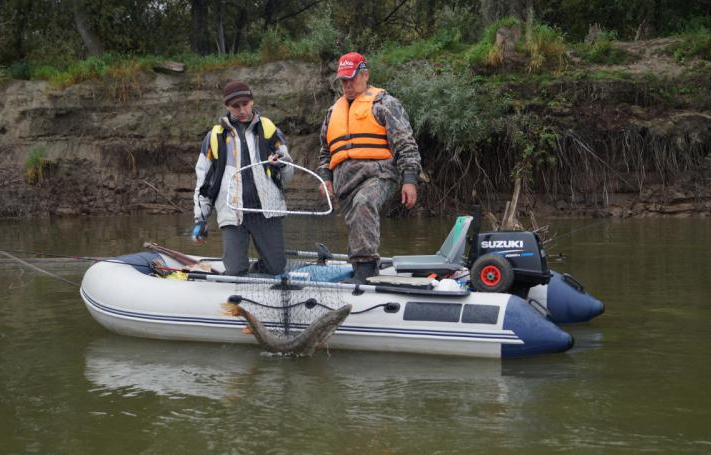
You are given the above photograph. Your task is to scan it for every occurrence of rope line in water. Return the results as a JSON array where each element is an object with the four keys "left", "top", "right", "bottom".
[{"left": 0, "top": 250, "right": 80, "bottom": 287}]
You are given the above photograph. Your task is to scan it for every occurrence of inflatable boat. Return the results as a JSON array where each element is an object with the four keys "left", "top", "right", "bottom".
[
  {"left": 79, "top": 212, "right": 604, "bottom": 359},
  {"left": 80, "top": 249, "right": 578, "bottom": 359}
]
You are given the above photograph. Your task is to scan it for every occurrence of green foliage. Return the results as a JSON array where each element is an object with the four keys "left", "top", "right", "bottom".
[
  {"left": 386, "top": 63, "right": 508, "bottom": 154},
  {"left": 376, "top": 30, "right": 460, "bottom": 66},
  {"left": 464, "top": 17, "right": 567, "bottom": 73},
  {"left": 259, "top": 28, "right": 291, "bottom": 63},
  {"left": 7, "top": 61, "right": 32, "bottom": 80},
  {"left": 34, "top": 54, "right": 154, "bottom": 87},
  {"left": 287, "top": 7, "right": 348, "bottom": 62},
  {"left": 535, "top": 0, "right": 711, "bottom": 40},
  {"left": 24, "top": 146, "right": 47, "bottom": 185},
  {"left": 432, "top": 5, "right": 479, "bottom": 43},
  {"left": 669, "top": 25, "right": 711, "bottom": 63},
  {"left": 465, "top": 17, "right": 521, "bottom": 66},
  {"left": 575, "top": 30, "right": 634, "bottom": 65},
  {"left": 512, "top": 127, "right": 559, "bottom": 181},
  {"left": 525, "top": 24, "right": 567, "bottom": 73}
]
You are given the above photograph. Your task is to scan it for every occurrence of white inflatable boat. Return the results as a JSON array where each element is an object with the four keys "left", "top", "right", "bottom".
[{"left": 80, "top": 251, "right": 574, "bottom": 359}]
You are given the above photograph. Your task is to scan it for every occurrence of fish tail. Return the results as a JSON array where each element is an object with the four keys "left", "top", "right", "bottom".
[{"left": 221, "top": 302, "right": 243, "bottom": 317}]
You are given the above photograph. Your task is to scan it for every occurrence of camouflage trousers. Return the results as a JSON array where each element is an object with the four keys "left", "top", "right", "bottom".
[{"left": 338, "top": 176, "right": 397, "bottom": 262}]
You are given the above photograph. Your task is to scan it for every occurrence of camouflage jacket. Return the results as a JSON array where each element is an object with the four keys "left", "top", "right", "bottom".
[{"left": 317, "top": 88, "right": 422, "bottom": 185}]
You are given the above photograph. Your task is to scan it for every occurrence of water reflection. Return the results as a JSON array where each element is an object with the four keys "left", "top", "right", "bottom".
[
  {"left": 85, "top": 336, "right": 579, "bottom": 453},
  {"left": 84, "top": 336, "right": 512, "bottom": 402}
]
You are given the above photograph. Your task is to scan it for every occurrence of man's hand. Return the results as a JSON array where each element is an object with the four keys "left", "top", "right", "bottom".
[
  {"left": 319, "top": 180, "right": 334, "bottom": 198},
  {"left": 191, "top": 221, "right": 208, "bottom": 245},
  {"left": 268, "top": 153, "right": 282, "bottom": 166},
  {"left": 401, "top": 183, "right": 417, "bottom": 209}
]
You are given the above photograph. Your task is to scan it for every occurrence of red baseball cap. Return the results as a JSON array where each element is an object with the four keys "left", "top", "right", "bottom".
[{"left": 336, "top": 52, "right": 367, "bottom": 80}]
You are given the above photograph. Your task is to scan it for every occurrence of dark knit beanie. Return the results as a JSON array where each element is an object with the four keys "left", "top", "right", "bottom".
[{"left": 222, "top": 80, "right": 253, "bottom": 104}]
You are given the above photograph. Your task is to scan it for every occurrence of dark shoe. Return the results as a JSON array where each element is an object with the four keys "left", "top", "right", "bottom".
[{"left": 343, "top": 261, "right": 379, "bottom": 284}]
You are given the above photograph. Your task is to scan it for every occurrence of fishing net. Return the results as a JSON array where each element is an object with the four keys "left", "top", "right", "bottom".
[{"left": 222, "top": 159, "right": 351, "bottom": 345}]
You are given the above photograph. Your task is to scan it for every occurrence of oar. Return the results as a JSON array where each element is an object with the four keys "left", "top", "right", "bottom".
[
  {"left": 187, "top": 273, "right": 469, "bottom": 297},
  {"left": 143, "top": 242, "right": 219, "bottom": 274}
]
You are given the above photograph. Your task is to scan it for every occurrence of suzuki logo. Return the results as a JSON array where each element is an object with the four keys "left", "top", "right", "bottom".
[{"left": 480, "top": 240, "right": 524, "bottom": 249}]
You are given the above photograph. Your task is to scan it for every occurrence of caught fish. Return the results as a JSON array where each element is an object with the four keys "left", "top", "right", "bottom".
[{"left": 222, "top": 303, "right": 352, "bottom": 356}]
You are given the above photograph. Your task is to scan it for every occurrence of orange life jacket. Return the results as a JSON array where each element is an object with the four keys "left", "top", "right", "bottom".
[{"left": 326, "top": 87, "right": 393, "bottom": 170}]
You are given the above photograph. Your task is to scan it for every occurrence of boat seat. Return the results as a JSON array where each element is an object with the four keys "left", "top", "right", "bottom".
[{"left": 392, "top": 216, "right": 472, "bottom": 276}]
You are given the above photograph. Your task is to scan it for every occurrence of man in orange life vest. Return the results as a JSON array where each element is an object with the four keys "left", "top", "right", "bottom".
[{"left": 318, "top": 52, "right": 422, "bottom": 284}]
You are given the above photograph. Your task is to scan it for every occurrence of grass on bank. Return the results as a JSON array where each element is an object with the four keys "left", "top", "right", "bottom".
[
  {"left": 668, "top": 25, "right": 711, "bottom": 63},
  {"left": 572, "top": 30, "right": 636, "bottom": 65},
  {"left": 24, "top": 146, "right": 47, "bottom": 185}
]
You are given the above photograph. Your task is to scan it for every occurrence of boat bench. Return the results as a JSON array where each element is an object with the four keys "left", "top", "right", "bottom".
[{"left": 391, "top": 215, "right": 472, "bottom": 276}]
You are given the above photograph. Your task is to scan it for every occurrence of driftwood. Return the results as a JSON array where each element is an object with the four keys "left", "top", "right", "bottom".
[
  {"left": 140, "top": 180, "right": 185, "bottom": 213},
  {"left": 500, "top": 177, "right": 523, "bottom": 231},
  {"left": 485, "top": 177, "right": 550, "bottom": 241},
  {"left": 153, "top": 61, "right": 186, "bottom": 74}
]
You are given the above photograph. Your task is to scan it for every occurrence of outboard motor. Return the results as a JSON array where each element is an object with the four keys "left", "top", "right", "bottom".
[{"left": 466, "top": 207, "right": 551, "bottom": 297}]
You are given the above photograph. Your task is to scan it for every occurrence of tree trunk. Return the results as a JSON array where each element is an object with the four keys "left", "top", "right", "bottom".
[
  {"left": 230, "top": 3, "right": 248, "bottom": 53},
  {"left": 71, "top": 0, "right": 104, "bottom": 56},
  {"left": 215, "top": 0, "right": 226, "bottom": 54},
  {"left": 263, "top": 0, "right": 276, "bottom": 27},
  {"left": 9, "top": 1, "right": 29, "bottom": 61},
  {"left": 479, "top": 0, "right": 529, "bottom": 25},
  {"left": 190, "top": 0, "right": 210, "bottom": 55},
  {"left": 425, "top": 0, "right": 436, "bottom": 35}
]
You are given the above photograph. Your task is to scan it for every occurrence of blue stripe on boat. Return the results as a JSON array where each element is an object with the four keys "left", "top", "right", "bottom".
[{"left": 81, "top": 288, "right": 522, "bottom": 343}]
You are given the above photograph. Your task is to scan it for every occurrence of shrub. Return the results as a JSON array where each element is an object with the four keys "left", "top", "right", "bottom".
[
  {"left": 24, "top": 146, "right": 47, "bottom": 185},
  {"left": 259, "top": 28, "right": 290, "bottom": 63},
  {"left": 288, "top": 7, "right": 347, "bottom": 62},
  {"left": 387, "top": 62, "right": 508, "bottom": 154},
  {"left": 376, "top": 30, "right": 459, "bottom": 66},
  {"left": 465, "top": 16, "right": 521, "bottom": 67},
  {"left": 669, "top": 25, "right": 711, "bottom": 62},
  {"left": 577, "top": 30, "right": 634, "bottom": 65},
  {"left": 525, "top": 24, "right": 567, "bottom": 73},
  {"left": 7, "top": 61, "right": 31, "bottom": 80}
]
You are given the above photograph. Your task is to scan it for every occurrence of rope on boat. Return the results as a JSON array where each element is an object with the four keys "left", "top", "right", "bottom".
[{"left": 228, "top": 294, "right": 396, "bottom": 315}]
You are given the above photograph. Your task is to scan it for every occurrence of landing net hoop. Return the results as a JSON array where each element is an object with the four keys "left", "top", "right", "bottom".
[{"left": 226, "top": 159, "right": 333, "bottom": 216}]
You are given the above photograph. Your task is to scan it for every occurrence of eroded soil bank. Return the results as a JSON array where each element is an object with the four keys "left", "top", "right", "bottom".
[{"left": 1, "top": 50, "right": 710, "bottom": 219}]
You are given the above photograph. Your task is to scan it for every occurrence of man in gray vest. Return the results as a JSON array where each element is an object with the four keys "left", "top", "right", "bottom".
[{"left": 192, "top": 80, "right": 294, "bottom": 275}]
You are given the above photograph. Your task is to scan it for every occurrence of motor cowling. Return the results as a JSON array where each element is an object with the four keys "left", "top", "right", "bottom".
[{"left": 475, "top": 231, "right": 551, "bottom": 287}]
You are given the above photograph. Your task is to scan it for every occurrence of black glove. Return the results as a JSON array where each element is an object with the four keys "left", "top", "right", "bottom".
[{"left": 191, "top": 221, "right": 208, "bottom": 242}]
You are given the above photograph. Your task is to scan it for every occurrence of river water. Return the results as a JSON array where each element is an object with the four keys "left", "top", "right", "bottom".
[{"left": 1, "top": 215, "right": 710, "bottom": 454}]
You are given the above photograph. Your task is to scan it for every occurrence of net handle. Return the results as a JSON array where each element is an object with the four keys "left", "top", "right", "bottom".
[{"left": 226, "top": 159, "right": 333, "bottom": 216}]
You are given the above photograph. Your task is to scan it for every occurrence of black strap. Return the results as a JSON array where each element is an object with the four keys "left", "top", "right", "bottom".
[
  {"left": 328, "top": 133, "right": 388, "bottom": 148},
  {"left": 330, "top": 142, "right": 391, "bottom": 155},
  {"left": 198, "top": 129, "right": 228, "bottom": 205},
  {"left": 255, "top": 120, "right": 283, "bottom": 190}
]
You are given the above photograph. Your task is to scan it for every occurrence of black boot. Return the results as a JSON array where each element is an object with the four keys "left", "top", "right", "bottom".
[{"left": 344, "top": 261, "right": 379, "bottom": 284}]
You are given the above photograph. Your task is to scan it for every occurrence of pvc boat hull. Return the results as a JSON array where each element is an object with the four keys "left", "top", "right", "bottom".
[{"left": 80, "top": 254, "right": 574, "bottom": 359}]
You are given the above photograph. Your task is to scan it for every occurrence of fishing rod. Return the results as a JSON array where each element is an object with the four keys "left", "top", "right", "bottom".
[
  {"left": 542, "top": 218, "right": 610, "bottom": 249},
  {"left": 0, "top": 248, "right": 190, "bottom": 287},
  {"left": 188, "top": 272, "right": 469, "bottom": 297}
]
